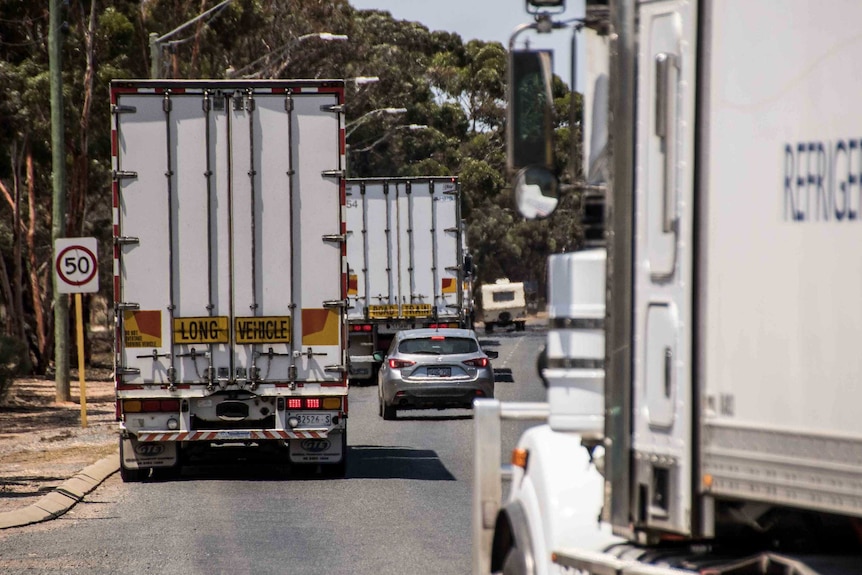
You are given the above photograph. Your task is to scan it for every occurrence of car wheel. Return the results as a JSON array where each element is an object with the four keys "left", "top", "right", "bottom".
[{"left": 382, "top": 402, "right": 397, "bottom": 420}]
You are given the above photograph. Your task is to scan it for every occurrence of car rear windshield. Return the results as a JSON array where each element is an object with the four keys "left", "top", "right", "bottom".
[{"left": 398, "top": 337, "right": 479, "bottom": 355}]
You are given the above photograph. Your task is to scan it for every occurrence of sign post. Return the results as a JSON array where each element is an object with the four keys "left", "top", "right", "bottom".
[{"left": 54, "top": 237, "right": 99, "bottom": 428}]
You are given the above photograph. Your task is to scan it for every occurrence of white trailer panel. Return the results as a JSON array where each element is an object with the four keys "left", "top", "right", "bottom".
[
  {"left": 698, "top": 0, "right": 862, "bottom": 515},
  {"left": 114, "top": 82, "right": 345, "bottom": 387},
  {"left": 346, "top": 177, "right": 464, "bottom": 322}
]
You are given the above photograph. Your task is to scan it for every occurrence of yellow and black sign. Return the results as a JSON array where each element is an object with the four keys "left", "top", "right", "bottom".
[
  {"left": 402, "top": 304, "right": 432, "bottom": 318},
  {"left": 124, "top": 310, "right": 162, "bottom": 348},
  {"left": 235, "top": 316, "right": 291, "bottom": 344},
  {"left": 173, "top": 316, "right": 229, "bottom": 344},
  {"left": 368, "top": 305, "right": 399, "bottom": 319}
]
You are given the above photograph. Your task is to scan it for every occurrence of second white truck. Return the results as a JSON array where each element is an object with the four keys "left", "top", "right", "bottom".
[{"left": 345, "top": 176, "right": 472, "bottom": 381}]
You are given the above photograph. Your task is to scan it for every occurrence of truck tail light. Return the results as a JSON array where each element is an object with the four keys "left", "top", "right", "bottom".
[
  {"left": 123, "top": 399, "right": 180, "bottom": 413},
  {"left": 284, "top": 397, "right": 342, "bottom": 410},
  {"left": 389, "top": 359, "right": 415, "bottom": 369},
  {"left": 351, "top": 324, "right": 372, "bottom": 332}
]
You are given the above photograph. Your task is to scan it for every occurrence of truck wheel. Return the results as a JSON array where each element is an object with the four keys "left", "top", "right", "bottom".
[
  {"left": 120, "top": 465, "right": 147, "bottom": 482},
  {"left": 382, "top": 402, "right": 397, "bottom": 420},
  {"left": 516, "top": 321, "right": 525, "bottom": 332},
  {"left": 119, "top": 437, "right": 147, "bottom": 482},
  {"left": 485, "top": 322, "right": 494, "bottom": 333},
  {"left": 325, "top": 432, "right": 348, "bottom": 478}
]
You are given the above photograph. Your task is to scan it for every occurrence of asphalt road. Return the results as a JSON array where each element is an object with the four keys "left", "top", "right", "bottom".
[{"left": 0, "top": 325, "right": 548, "bottom": 574}]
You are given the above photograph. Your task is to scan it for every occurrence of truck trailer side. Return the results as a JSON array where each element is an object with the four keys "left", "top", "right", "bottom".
[{"left": 474, "top": 1, "right": 862, "bottom": 573}]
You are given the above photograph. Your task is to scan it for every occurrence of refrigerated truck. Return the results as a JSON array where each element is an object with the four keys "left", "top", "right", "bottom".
[
  {"left": 112, "top": 79, "right": 348, "bottom": 480},
  {"left": 345, "top": 177, "right": 470, "bottom": 381},
  {"left": 473, "top": 0, "right": 862, "bottom": 573}
]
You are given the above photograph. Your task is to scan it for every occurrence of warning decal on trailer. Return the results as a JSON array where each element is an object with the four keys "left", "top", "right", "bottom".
[
  {"left": 402, "top": 304, "right": 432, "bottom": 318},
  {"left": 173, "top": 316, "right": 230, "bottom": 344},
  {"left": 235, "top": 316, "right": 291, "bottom": 344},
  {"left": 302, "top": 309, "right": 340, "bottom": 346},
  {"left": 124, "top": 310, "right": 163, "bottom": 348}
]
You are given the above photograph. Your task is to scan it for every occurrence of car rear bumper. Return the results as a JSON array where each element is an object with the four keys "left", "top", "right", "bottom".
[{"left": 385, "top": 380, "right": 494, "bottom": 409}]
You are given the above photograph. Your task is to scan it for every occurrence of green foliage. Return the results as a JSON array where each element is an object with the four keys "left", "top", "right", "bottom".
[
  {"left": 0, "top": 0, "right": 584, "bottom": 363},
  {"left": 0, "top": 334, "right": 29, "bottom": 404}
]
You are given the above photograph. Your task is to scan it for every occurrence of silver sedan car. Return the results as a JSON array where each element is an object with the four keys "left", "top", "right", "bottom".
[{"left": 375, "top": 328, "right": 497, "bottom": 420}]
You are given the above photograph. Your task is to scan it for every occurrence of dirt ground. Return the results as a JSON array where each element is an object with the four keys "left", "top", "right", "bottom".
[{"left": 0, "top": 367, "right": 118, "bottom": 516}]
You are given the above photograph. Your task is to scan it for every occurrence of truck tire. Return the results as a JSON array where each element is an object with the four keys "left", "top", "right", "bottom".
[
  {"left": 119, "top": 438, "right": 147, "bottom": 482},
  {"left": 325, "top": 432, "right": 348, "bottom": 478},
  {"left": 485, "top": 322, "right": 494, "bottom": 333}
]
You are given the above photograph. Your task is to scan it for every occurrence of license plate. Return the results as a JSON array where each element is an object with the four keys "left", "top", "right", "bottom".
[
  {"left": 426, "top": 367, "right": 451, "bottom": 377},
  {"left": 214, "top": 430, "right": 252, "bottom": 440},
  {"left": 295, "top": 413, "right": 332, "bottom": 427}
]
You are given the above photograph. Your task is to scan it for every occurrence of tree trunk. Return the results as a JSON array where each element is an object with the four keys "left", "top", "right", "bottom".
[{"left": 26, "top": 147, "right": 48, "bottom": 372}]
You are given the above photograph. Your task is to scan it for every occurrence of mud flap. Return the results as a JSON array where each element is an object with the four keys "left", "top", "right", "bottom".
[
  {"left": 288, "top": 431, "right": 344, "bottom": 464},
  {"left": 121, "top": 436, "right": 178, "bottom": 469}
]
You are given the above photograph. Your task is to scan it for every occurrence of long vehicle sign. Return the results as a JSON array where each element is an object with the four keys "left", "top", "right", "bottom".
[
  {"left": 173, "top": 317, "right": 230, "bottom": 344},
  {"left": 235, "top": 316, "right": 291, "bottom": 344}
]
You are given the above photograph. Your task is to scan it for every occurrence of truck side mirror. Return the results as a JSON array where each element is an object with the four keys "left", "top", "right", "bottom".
[
  {"left": 514, "top": 166, "right": 559, "bottom": 219},
  {"left": 508, "top": 49, "right": 555, "bottom": 174}
]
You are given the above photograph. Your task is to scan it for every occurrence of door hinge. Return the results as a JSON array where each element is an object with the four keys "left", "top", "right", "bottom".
[
  {"left": 112, "top": 105, "right": 137, "bottom": 114},
  {"left": 322, "top": 234, "right": 346, "bottom": 244},
  {"left": 321, "top": 104, "right": 344, "bottom": 114},
  {"left": 323, "top": 300, "right": 347, "bottom": 309},
  {"left": 116, "top": 302, "right": 140, "bottom": 311},
  {"left": 114, "top": 236, "right": 140, "bottom": 246},
  {"left": 321, "top": 169, "right": 344, "bottom": 179},
  {"left": 113, "top": 170, "right": 138, "bottom": 180},
  {"left": 324, "top": 365, "right": 347, "bottom": 373},
  {"left": 117, "top": 367, "right": 141, "bottom": 376}
]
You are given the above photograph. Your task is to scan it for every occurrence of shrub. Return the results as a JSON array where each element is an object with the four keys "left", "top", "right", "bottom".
[{"left": 0, "top": 335, "right": 29, "bottom": 405}]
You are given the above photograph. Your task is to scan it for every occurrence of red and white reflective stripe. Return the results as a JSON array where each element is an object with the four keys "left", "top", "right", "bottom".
[{"left": 135, "top": 429, "right": 328, "bottom": 442}]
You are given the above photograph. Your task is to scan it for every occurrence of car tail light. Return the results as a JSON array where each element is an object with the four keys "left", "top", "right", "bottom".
[
  {"left": 463, "top": 357, "right": 489, "bottom": 368},
  {"left": 389, "top": 358, "right": 415, "bottom": 369}
]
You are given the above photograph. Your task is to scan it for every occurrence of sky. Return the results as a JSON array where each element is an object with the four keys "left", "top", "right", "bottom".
[{"left": 349, "top": 0, "right": 585, "bottom": 89}]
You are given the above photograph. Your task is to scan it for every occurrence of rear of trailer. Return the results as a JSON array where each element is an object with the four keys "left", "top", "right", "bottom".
[
  {"left": 344, "top": 177, "right": 467, "bottom": 381},
  {"left": 112, "top": 80, "right": 348, "bottom": 480}
]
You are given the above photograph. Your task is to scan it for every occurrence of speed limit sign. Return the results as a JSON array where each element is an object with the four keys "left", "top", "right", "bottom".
[{"left": 54, "top": 237, "right": 99, "bottom": 294}]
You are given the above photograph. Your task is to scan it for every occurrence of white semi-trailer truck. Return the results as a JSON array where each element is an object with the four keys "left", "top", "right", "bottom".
[
  {"left": 345, "top": 176, "right": 471, "bottom": 381},
  {"left": 112, "top": 79, "right": 348, "bottom": 480},
  {"left": 473, "top": 1, "right": 862, "bottom": 573}
]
